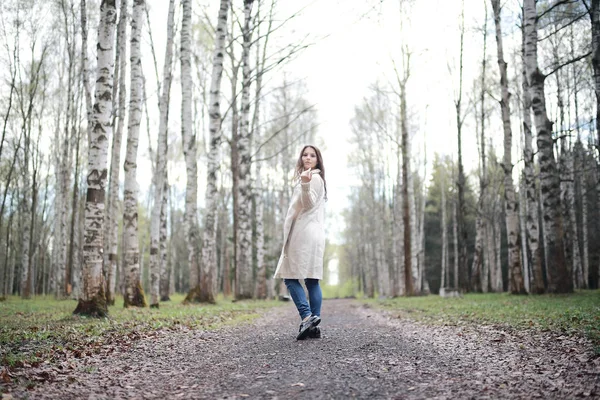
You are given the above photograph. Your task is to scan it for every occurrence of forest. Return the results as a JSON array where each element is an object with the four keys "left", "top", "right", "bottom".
[{"left": 0, "top": 0, "right": 598, "bottom": 318}]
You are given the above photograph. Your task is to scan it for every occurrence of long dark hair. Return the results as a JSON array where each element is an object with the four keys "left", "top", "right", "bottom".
[{"left": 294, "top": 145, "right": 327, "bottom": 200}]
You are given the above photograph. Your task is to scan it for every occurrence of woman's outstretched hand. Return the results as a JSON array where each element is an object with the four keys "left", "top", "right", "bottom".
[{"left": 300, "top": 167, "right": 312, "bottom": 183}]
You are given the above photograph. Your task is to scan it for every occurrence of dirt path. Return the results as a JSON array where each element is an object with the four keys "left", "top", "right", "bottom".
[{"left": 7, "top": 299, "right": 600, "bottom": 399}]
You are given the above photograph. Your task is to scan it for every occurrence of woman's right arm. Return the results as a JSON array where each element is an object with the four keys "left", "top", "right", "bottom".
[{"left": 300, "top": 175, "right": 324, "bottom": 210}]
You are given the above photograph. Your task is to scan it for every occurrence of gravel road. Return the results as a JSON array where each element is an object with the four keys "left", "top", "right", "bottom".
[{"left": 7, "top": 299, "right": 599, "bottom": 399}]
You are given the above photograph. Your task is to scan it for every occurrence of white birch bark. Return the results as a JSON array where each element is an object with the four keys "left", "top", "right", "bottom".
[
  {"left": 181, "top": 0, "right": 201, "bottom": 302},
  {"left": 253, "top": 0, "right": 269, "bottom": 300},
  {"left": 149, "top": 0, "right": 175, "bottom": 308},
  {"left": 491, "top": 0, "right": 525, "bottom": 294},
  {"left": 74, "top": 0, "right": 117, "bottom": 317},
  {"left": 59, "top": 49, "right": 74, "bottom": 300},
  {"left": 159, "top": 180, "right": 170, "bottom": 300},
  {"left": 519, "top": 177, "right": 530, "bottom": 292},
  {"left": 200, "top": 0, "right": 230, "bottom": 303},
  {"left": 254, "top": 162, "right": 267, "bottom": 299},
  {"left": 523, "top": 0, "right": 571, "bottom": 293},
  {"left": 81, "top": 0, "right": 93, "bottom": 146},
  {"left": 561, "top": 145, "right": 582, "bottom": 288},
  {"left": 122, "top": 0, "right": 146, "bottom": 308},
  {"left": 105, "top": 0, "right": 127, "bottom": 306},
  {"left": 555, "top": 63, "right": 581, "bottom": 290},
  {"left": 520, "top": 27, "right": 544, "bottom": 294},
  {"left": 235, "top": 0, "right": 255, "bottom": 300}
]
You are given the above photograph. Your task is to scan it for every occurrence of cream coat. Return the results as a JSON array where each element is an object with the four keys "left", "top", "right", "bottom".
[{"left": 273, "top": 170, "right": 326, "bottom": 280}]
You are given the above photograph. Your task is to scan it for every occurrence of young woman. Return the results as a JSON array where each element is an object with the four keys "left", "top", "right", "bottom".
[{"left": 273, "top": 145, "right": 327, "bottom": 340}]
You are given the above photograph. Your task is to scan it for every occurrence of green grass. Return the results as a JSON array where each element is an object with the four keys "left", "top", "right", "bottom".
[
  {"left": 0, "top": 293, "right": 284, "bottom": 369},
  {"left": 367, "top": 290, "right": 600, "bottom": 352}
]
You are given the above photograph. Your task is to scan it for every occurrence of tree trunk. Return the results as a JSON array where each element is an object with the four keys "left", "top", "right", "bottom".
[
  {"left": 74, "top": 0, "right": 117, "bottom": 317},
  {"left": 200, "top": 0, "right": 230, "bottom": 303},
  {"left": 574, "top": 141, "right": 589, "bottom": 288},
  {"left": 440, "top": 167, "right": 448, "bottom": 291},
  {"left": 105, "top": 0, "right": 127, "bottom": 306},
  {"left": 523, "top": 0, "right": 571, "bottom": 293},
  {"left": 493, "top": 207, "right": 503, "bottom": 291},
  {"left": 419, "top": 142, "right": 429, "bottom": 294},
  {"left": 491, "top": 0, "right": 525, "bottom": 294},
  {"left": 159, "top": 181, "right": 170, "bottom": 301},
  {"left": 81, "top": 0, "right": 93, "bottom": 147},
  {"left": 452, "top": 198, "right": 459, "bottom": 290},
  {"left": 149, "top": 0, "right": 175, "bottom": 308},
  {"left": 590, "top": 0, "right": 600, "bottom": 290},
  {"left": 399, "top": 82, "right": 413, "bottom": 296},
  {"left": 519, "top": 177, "right": 530, "bottom": 292},
  {"left": 471, "top": 3, "right": 488, "bottom": 293},
  {"left": 252, "top": 0, "right": 269, "bottom": 300},
  {"left": 455, "top": 1, "right": 468, "bottom": 292},
  {"left": 235, "top": 0, "right": 256, "bottom": 300},
  {"left": 520, "top": 22, "right": 544, "bottom": 294},
  {"left": 122, "top": 0, "right": 146, "bottom": 308},
  {"left": 20, "top": 131, "right": 32, "bottom": 299},
  {"left": 181, "top": 0, "right": 201, "bottom": 303}
]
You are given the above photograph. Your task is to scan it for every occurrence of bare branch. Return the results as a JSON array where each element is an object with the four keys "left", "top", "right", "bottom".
[
  {"left": 251, "top": 104, "right": 316, "bottom": 159},
  {"left": 536, "top": 0, "right": 579, "bottom": 21},
  {"left": 254, "top": 123, "right": 319, "bottom": 163},
  {"left": 537, "top": 11, "right": 587, "bottom": 41},
  {"left": 544, "top": 50, "right": 592, "bottom": 77}
]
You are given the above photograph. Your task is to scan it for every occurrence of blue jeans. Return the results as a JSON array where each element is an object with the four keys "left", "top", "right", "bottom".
[{"left": 284, "top": 279, "right": 322, "bottom": 320}]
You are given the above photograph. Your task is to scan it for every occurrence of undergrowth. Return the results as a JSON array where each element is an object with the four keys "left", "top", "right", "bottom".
[
  {"left": 368, "top": 290, "right": 600, "bottom": 353},
  {"left": 0, "top": 293, "right": 284, "bottom": 369}
]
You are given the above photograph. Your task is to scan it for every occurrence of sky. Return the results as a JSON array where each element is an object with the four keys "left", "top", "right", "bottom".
[{"left": 140, "top": 0, "right": 516, "bottom": 245}]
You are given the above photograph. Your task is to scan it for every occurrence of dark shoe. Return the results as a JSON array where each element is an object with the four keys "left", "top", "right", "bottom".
[
  {"left": 307, "top": 326, "right": 321, "bottom": 339},
  {"left": 296, "top": 315, "right": 321, "bottom": 340}
]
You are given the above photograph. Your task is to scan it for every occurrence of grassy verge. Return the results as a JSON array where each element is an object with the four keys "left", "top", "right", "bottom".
[
  {"left": 366, "top": 290, "right": 600, "bottom": 352},
  {"left": 0, "top": 293, "right": 284, "bottom": 369}
]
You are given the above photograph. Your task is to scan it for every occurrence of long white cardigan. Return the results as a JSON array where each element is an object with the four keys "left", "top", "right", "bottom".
[{"left": 273, "top": 170, "right": 326, "bottom": 280}]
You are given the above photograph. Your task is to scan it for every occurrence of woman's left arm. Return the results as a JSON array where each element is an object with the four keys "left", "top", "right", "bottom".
[{"left": 300, "top": 175, "right": 324, "bottom": 210}]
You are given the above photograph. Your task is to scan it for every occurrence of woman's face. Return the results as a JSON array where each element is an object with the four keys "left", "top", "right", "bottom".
[{"left": 301, "top": 147, "right": 318, "bottom": 171}]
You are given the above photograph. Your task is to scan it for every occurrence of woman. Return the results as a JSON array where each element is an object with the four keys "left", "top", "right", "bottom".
[{"left": 274, "top": 145, "right": 327, "bottom": 340}]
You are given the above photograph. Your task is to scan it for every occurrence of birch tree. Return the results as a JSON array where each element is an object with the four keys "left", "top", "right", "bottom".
[
  {"left": 200, "top": 0, "right": 230, "bottom": 303},
  {"left": 585, "top": 0, "right": 600, "bottom": 289},
  {"left": 235, "top": 0, "right": 256, "bottom": 300},
  {"left": 181, "top": 0, "right": 201, "bottom": 303},
  {"left": 520, "top": 17, "right": 545, "bottom": 294},
  {"left": 491, "top": 0, "right": 525, "bottom": 294},
  {"left": 523, "top": 0, "right": 571, "bottom": 293},
  {"left": 149, "top": 0, "right": 175, "bottom": 308},
  {"left": 105, "top": 0, "right": 128, "bottom": 306},
  {"left": 74, "top": 0, "right": 117, "bottom": 317},
  {"left": 122, "top": 0, "right": 146, "bottom": 308}
]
